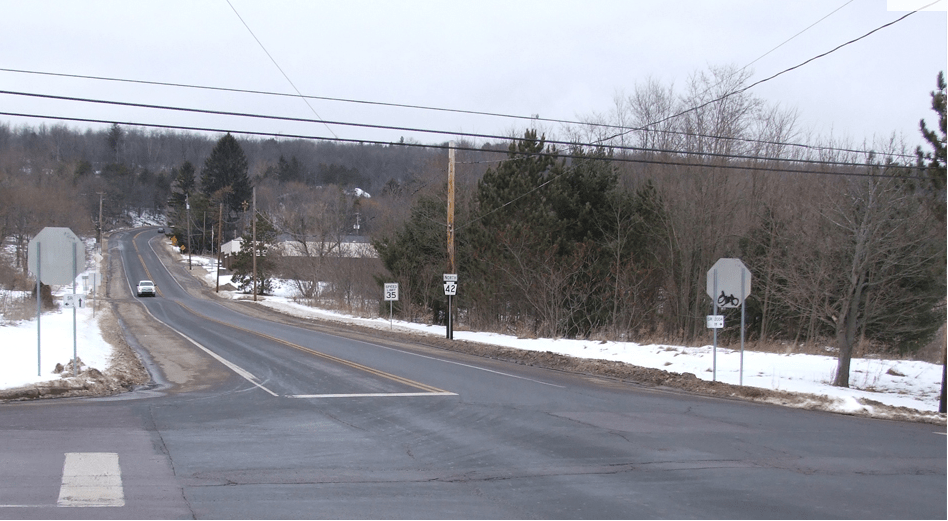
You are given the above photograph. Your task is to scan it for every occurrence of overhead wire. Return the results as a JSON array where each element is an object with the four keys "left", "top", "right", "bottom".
[
  {"left": 592, "top": 0, "right": 858, "bottom": 159},
  {"left": 225, "top": 0, "right": 339, "bottom": 140},
  {"left": 0, "top": 109, "right": 920, "bottom": 181},
  {"left": 0, "top": 1, "right": 933, "bottom": 229},
  {"left": 741, "top": 1, "right": 854, "bottom": 74},
  {"left": 0, "top": 88, "right": 906, "bottom": 171},
  {"left": 0, "top": 69, "right": 909, "bottom": 160},
  {"left": 598, "top": 2, "right": 935, "bottom": 145}
]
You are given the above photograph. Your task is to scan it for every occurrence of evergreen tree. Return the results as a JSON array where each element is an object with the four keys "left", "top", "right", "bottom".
[
  {"left": 467, "top": 130, "right": 565, "bottom": 335},
  {"left": 175, "top": 161, "right": 197, "bottom": 196},
  {"left": 201, "top": 134, "right": 252, "bottom": 218},
  {"left": 106, "top": 123, "right": 123, "bottom": 163},
  {"left": 373, "top": 195, "right": 448, "bottom": 322},
  {"left": 277, "top": 155, "right": 304, "bottom": 184},
  {"left": 916, "top": 71, "right": 946, "bottom": 221},
  {"left": 230, "top": 213, "right": 278, "bottom": 295}
]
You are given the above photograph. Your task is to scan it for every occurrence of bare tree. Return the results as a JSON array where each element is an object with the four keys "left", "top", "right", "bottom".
[
  {"left": 774, "top": 153, "right": 945, "bottom": 386},
  {"left": 824, "top": 164, "right": 944, "bottom": 386}
]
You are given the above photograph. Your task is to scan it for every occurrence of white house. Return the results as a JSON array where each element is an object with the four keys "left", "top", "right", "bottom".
[
  {"left": 222, "top": 236, "right": 377, "bottom": 259},
  {"left": 221, "top": 239, "right": 243, "bottom": 256},
  {"left": 272, "top": 235, "right": 377, "bottom": 259}
]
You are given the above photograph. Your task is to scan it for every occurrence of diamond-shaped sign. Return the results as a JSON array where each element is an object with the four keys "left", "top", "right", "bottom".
[{"left": 27, "top": 227, "right": 85, "bottom": 285}]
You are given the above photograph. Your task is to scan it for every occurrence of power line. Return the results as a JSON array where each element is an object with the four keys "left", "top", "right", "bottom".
[
  {"left": 0, "top": 109, "right": 920, "bottom": 181},
  {"left": 659, "top": 0, "right": 855, "bottom": 147},
  {"left": 0, "top": 67, "right": 909, "bottom": 160},
  {"left": 741, "top": 0, "right": 854, "bottom": 72},
  {"left": 0, "top": 88, "right": 903, "bottom": 171},
  {"left": 225, "top": 0, "right": 339, "bottom": 140},
  {"left": 599, "top": 3, "right": 932, "bottom": 145}
]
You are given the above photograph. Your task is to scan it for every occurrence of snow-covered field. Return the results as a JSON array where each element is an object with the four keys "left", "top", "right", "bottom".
[
  {"left": 0, "top": 278, "right": 111, "bottom": 389},
  {"left": 1, "top": 242, "right": 945, "bottom": 423}
]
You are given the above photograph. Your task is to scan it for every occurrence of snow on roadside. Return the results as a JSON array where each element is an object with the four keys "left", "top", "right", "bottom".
[
  {"left": 0, "top": 282, "right": 112, "bottom": 389},
  {"left": 178, "top": 252, "right": 945, "bottom": 416},
  {"left": 2, "top": 243, "right": 943, "bottom": 424}
]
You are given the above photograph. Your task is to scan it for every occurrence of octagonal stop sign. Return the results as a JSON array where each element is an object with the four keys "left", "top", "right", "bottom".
[
  {"left": 706, "top": 258, "right": 751, "bottom": 309},
  {"left": 27, "top": 227, "right": 85, "bottom": 285}
]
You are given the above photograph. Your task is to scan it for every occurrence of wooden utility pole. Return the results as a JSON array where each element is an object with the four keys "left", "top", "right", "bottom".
[
  {"left": 186, "top": 194, "right": 192, "bottom": 270},
  {"left": 446, "top": 141, "right": 456, "bottom": 340},
  {"left": 252, "top": 187, "right": 257, "bottom": 301},
  {"left": 97, "top": 192, "right": 104, "bottom": 252},
  {"left": 447, "top": 141, "right": 456, "bottom": 274},
  {"left": 216, "top": 203, "right": 223, "bottom": 293}
]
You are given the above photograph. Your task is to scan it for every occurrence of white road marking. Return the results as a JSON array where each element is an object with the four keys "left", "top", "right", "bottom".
[
  {"left": 289, "top": 392, "right": 457, "bottom": 398},
  {"left": 356, "top": 340, "right": 566, "bottom": 388},
  {"left": 136, "top": 299, "right": 279, "bottom": 397},
  {"left": 57, "top": 453, "right": 125, "bottom": 508}
]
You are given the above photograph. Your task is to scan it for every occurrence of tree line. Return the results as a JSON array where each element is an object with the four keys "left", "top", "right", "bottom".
[
  {"left": 1, "top": 67, "right": 944, "bottom": 390},
  {"left": 375, "top": 69, "right": 946, "bottom": 388}
]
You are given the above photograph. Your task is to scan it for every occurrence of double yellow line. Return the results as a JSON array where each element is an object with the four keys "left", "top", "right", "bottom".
[
  {"left": 132, "top": 228, "right": 446, "bottom": 395},
  {"left": 131, "top": 230, "right": 162, "bottom": 297},
  {"left": 176, "top": 301, "right": 447, "bottom": 394}
]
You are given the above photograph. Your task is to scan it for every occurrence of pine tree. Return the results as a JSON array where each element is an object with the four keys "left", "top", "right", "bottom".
[
  {"left": 916, "top": 71, "right": 946, "bottom": 221},
  {"left": 277, "top": 155, "right": 304, "bottom": 184},
  {"left": 176, "top": 161, "right": 197, "bottom": 196},
  {"left": 201, "top": 134, "right": 252, "bottom": 218},
  {"left": 230, "top": 213, "right": 278, "bottom": 295}
]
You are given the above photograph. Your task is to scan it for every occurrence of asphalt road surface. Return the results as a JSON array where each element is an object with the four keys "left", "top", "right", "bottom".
[{"left": 0, "top": 228, "right": 944, "bottom": 519}]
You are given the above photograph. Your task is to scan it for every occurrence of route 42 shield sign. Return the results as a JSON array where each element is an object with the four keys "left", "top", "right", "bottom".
[{"left": 443, "top": 281, "right": 457, "bottom": 296}]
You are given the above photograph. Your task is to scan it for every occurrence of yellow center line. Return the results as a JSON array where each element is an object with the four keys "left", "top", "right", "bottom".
[
  {"left": 132, "top": 229, "right": 447, "bottom": 395},
  {"left": 131, "top": 231, "right": 164, "bottom": 297},
  {"left": 175, "top": 300, "right": 448, "bottom": 394}
]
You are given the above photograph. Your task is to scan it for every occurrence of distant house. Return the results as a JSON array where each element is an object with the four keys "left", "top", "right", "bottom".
[
  {"left": 272, "top": 235, "right": 377, "bottom": 259},
  {"left": 221, "top": 236, "right": 377, "bottom": 260},
  {"left": 221, "top": 239, "right": 242, "bottom": 256}
]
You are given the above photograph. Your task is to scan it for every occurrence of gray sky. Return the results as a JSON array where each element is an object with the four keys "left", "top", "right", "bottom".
[{"left": 0, "top": 0, "right": 945, "bottom": 153}]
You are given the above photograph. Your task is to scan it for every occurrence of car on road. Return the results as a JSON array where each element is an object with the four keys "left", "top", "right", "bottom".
[
  {"left": 157, "top": 227, "right": 164, "bottom": 234},
  {"left": 136, "top": 280, "right": 156, "bottom": 297}
]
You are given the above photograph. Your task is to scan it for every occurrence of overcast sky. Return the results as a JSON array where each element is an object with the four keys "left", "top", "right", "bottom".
[{"left": 0, "top": 0, "right": 945, "bottom": 153}]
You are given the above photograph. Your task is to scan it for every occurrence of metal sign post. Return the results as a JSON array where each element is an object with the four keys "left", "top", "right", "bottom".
[
  {"left": 713, "top": 269, "right": 718, "bottom": 382},
  {"left": 706, "top": 258, "right": 752, "bottom": 385},
  {"left": 28, "top": 227, "right": 85, "bottom": 378},
  {"left": 36, "top": 242, "right": 41, "bottom": 376},
  {"left": 443, "top": 274, "right": 457, "bottom": 340},
  {"left": 740, "top": 268, "right": 746, "bottom": 386},
  {"left": 384, "top": 283, "right": 398, "bottom": 330},
  {"left": 72, "top": 242, "right": 77, "bottom": 377}
]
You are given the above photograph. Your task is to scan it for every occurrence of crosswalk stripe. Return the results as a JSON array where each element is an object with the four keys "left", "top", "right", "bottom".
[{"left": 57, "top": 453, "right": 125, "bottom": 507}]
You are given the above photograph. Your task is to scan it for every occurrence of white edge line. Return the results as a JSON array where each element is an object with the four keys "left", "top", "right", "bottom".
[
  {"left": 290, "top": 392, "right": 457, "bottom": 398},
  {"left": 136, "top": 300, "right": 279, "bottom": 397},
  {"left": 142, "top": 232, "right": 471, "bottom": 396},
  {"left": 353, "top": 340, "right": 566, "bottom": 388}
]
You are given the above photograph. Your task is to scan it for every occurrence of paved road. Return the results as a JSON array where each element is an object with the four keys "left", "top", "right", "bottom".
[{"left": 0, "top": 228, "right": 944, "bottom": 519}]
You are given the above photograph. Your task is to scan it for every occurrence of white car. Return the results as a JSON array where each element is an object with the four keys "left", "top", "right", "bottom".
[{"left": 136, "top": 280, "right": 156, "bottom": 297}]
